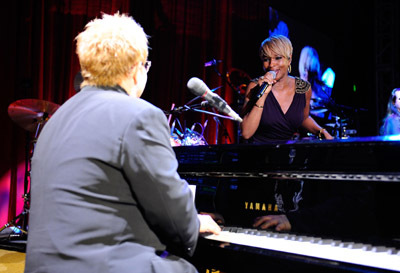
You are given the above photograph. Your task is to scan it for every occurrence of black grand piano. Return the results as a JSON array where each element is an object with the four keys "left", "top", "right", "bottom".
[{"left": 174, "top": 136, "right": 400, "bottom": 273}]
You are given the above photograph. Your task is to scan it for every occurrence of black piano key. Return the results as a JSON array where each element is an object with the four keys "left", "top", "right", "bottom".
[
  {"left": 309, "top": 237, "right": 322, "bottom": 243},
  {"left": 256, "top": 230, "right": 271, "bottom": 236},
  {"left": 297, "top": 236, "right": 313, "bottom": 242},
  {"left": 221, "top": 226, "right": 230, "bottom": 232},
  {"left": 362, "top": 244, "right": 373, "bottom": 251},
  {"left": 330, "top": 240, "right": 342, "bottom": 246},
  {"left": 371, "top": 246, "right": 390, "bottom": 252},
  {"left": 338, "top": 242, "right": 352, "bottom": 248},
  {"left": 387, "top": 248, "right": 400, "bottom": 255},
  {"left": 236, "top": 228, "right": 245, "bottom": 233},
  {"left": 347, "top": 243, "right": 364, "bottom": 249},
  {"left": 315, "top": 238, "right": 335, "bottom": 245}
]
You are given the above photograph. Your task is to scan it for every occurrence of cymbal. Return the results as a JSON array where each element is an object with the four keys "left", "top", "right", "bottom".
[
  {"left": 325, "top": 123, "right": 348, "bottom": 128},
  {"left": 227, "top": 68, "right": 251, "bottom": 95},
  {"left": 8, "top": 99, "right": 60, "bottom": 132},
  {"left": 310, "top": 97, "right": 325, "bottom": 102},
  {"left": 310, "top": 108, "right": 328, "bottom": 114}
]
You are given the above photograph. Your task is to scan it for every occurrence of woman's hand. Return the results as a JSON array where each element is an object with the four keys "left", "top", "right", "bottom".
[
  {"left": 257, "top": 71, "right": 277, "bottom": 88},
  {"left": 323, "top": 129, "right": 334, "bottom": 140}
]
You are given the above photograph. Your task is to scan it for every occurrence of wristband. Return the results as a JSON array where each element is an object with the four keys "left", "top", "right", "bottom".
[{"left": 318, "top": 128, "right": 326, "bottom": 139}]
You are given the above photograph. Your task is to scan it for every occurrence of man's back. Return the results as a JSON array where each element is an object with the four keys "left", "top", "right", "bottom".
[{"left": 25, "top": 86, "right": 199, "bottom": 273}]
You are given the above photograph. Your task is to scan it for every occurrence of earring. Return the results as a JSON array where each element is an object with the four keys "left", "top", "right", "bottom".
[{"left": 288, "top": 64, "right": 292, "bottom": 73}]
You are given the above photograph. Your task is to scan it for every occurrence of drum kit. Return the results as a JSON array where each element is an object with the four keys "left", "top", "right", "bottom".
[
  {"left": 309, "top": 97, "right": 359, "bottom": 139},
  {"left": 0, "top": 98, "right": 60, "bottom": 238},
  {"left": 8, "top": 99, "right": 60, "bottom": 134}
]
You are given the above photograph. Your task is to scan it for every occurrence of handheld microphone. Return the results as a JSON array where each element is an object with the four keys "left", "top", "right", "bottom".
[
  {"left": 256, "top": 71, "right": 276, "bottom": 99},
  {"left": 240, "top": 71, "right": 276, "bottom": 117},
  {"left": 187, "top": 77, "right": 243, "bottom": 122}
]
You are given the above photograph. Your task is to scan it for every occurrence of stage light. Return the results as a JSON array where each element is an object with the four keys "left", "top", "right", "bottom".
[
  {"left": 322, "top": 67, "right": 335, "bottom": 88},
  {"left": 384, "top": 134, "right": 400, "bottom": 141}
]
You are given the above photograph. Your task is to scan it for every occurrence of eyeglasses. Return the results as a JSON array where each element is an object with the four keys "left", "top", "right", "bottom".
[{"left": 142, "top": 61, "right": 151, "bottom": 73}]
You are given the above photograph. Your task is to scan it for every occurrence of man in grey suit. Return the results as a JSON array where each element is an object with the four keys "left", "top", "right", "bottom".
[{"left": 24, "top": 13, "right": 220, "bottom": 273}]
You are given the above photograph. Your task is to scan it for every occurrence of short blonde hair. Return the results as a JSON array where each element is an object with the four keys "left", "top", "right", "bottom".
[
  {"left": 259, "top": 35, "right": 292, "bottom": 61},
  {"left": 75, "top": 13, "right": 149, "bottom": 87}
]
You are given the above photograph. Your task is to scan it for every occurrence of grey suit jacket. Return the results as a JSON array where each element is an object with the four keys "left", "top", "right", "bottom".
[{"left": 25, "top": 86, "right": 199, "bottom": 273}]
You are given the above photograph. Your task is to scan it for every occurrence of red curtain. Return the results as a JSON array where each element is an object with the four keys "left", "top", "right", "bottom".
[{"left": 1, "top": 0, "right": 270, "bottom": 225}]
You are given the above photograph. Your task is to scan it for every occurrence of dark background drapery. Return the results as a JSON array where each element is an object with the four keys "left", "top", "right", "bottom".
[{"left": 1, "top": 0, "right": 399, "bottom": 226}]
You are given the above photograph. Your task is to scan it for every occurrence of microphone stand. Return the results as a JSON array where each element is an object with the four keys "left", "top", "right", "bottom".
[
  {"left": 164, "top": 104, "right": 238, "bottom": 121},
  {"left": 207, "top": 59, "right": 239, "bottom": 95},
  {"left": 213, "top": 115, "right": 232, "bottom": 144},
  {"left": 206, "top": 60, "right": 242, "bottom": 143},
  {"left": 164, "top": 103, "right": 236, "bottom": 146}
]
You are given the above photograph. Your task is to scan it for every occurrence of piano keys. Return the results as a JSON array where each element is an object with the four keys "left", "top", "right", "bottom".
[
  {"left": 174, "top": 136, "right": 400, "bottom": 272},
  {"left": 202, "top": 227, "right": 400, "bottom": 272}
]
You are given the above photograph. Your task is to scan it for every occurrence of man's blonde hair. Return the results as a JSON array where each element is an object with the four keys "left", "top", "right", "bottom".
[
  {"left": 75, "top": 13, "right": 149, "bottom": 87},
  {"left": 259, "top": 35, "right": 292, "bottom": 61}
]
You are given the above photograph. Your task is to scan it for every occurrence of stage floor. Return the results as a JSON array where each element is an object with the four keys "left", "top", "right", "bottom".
[
  {"left": 0, "top": 248, "right": 25, "bottom": 273},
  {"left": 0, "top": 229, "right": 26, "bottom": 273}
]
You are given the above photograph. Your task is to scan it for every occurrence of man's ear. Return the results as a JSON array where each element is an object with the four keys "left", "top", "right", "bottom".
[{"left": 130, "top": 64, "right": 142, "bottom": 85}]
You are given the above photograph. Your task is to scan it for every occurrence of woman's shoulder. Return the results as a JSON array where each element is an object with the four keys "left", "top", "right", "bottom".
[
  {"left": 386, "top": 113, "right": 400, "bottom": 122},
  {"left": 294, "top": 77, "right": 311, "bottom": 94}
]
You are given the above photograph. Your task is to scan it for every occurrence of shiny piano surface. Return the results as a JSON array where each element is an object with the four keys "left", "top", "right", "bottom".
[{"left": 174, "top": 136, "right": 400, "bottom": 272}]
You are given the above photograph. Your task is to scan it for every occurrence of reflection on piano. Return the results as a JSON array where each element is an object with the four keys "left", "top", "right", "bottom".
[{"left": 174, "top": 136, "right": 400, "bottom": 272}]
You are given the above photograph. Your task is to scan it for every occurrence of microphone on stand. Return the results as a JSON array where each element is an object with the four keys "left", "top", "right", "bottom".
[
  {"left": 204, "top": 59, "right": 222, "bottom": 67},
  {"left": 187, "top": 77, "right": 243, "bottom": 122}
]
